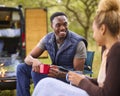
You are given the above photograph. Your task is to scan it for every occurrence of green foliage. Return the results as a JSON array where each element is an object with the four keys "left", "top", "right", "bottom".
[{"left": 0, "top": 90, "right": 16, "bottom": 96}]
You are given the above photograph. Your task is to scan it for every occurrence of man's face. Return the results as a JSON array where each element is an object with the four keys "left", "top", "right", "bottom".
[{"left": 51, "top": 15, "right": 68, "bottom": 39}]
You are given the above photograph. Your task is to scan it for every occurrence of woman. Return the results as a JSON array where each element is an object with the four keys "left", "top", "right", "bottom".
[{"left": 32, "top": 0, "right": 120, "bottom": 96}]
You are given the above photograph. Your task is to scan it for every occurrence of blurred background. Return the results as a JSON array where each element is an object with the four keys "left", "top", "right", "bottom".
[{"left": 0, "top": 0, "right": 101, "bottom": 96}]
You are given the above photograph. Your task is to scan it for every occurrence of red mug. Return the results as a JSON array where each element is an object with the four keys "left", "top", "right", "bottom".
[{"left": 39, "top": 64, "right": 50, "bottom": 74}]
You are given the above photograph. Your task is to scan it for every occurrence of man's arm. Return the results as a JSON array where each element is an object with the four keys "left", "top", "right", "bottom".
[
  {"left": 73, "top": 41, "right": 87, "bottom": 71},
  {"left": 24, "top": 46, "right": 44, "bottom": 73},
  {"left": 24, "top": 37, "right": 46, "bottom": 65},
  {"left": 24, "top": 46, "right": 44, "bottom": 65},
  {"left": 24, "top": 37, "right": 46, "bottom": 72},
  {"left": 73, "top": 58, "right": 85, "bottom": 71}
]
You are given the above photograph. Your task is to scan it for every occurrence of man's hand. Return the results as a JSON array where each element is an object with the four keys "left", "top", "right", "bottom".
[
  {"left": 48, "top": 65, "right": 67, "bottom": 79},
  {"left": 32, "top": 59, "right": 42, "bottom": 73},
  {"left": 24, "top": 55, "right": 42, "bottom": 73}
]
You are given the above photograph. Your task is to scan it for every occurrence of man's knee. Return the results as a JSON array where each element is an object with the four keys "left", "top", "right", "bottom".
[
  {"left": 17, "top": 63, "right": 31, "bottom": 74},
  {"left": 17, "top": 63, "right": 25, "bottom": 72}
]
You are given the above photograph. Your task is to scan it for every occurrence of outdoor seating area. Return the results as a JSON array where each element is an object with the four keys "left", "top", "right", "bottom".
[
  {"left": 0, "top": 0, "right": 107, "bottom": 95},
  {"left": 0, "top": 51, "right": 95, "bottom": 91}
]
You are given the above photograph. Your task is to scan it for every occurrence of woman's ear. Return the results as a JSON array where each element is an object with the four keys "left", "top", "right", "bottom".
[{"left": 100, "top": 24, "right": 106, "bottom": 35}]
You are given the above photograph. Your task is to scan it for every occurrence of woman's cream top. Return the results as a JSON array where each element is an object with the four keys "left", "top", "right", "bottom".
[{"left": 97, "top": 49, "right": 109, "bottom": 87}]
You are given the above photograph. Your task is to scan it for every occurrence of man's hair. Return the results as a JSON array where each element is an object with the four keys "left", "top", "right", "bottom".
[{"left": 50, "top": 12, "right": 67, "bottom": 23}]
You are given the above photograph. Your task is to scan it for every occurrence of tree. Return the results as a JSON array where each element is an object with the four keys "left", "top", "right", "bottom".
[
  {"left": 64, "top": 0, "right": 98, "bottom": 40},
  {"left": 37, "top": 0, "right": 99, "bottom": 40}
]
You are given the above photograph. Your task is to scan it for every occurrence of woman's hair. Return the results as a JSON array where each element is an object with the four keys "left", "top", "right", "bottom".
[{"left": 94, "top": 0, "right": 120, "bottom": 36}]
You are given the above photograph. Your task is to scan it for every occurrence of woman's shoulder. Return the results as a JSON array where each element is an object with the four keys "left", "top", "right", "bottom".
[
  {"left": 109, "top": 41, "right": 120, "bottom": 56},
  {"left": 111, "top": 41, "right": 120, "bottom": 49}
]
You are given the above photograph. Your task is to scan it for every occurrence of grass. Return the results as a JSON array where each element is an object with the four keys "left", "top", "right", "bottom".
[
  {"left": 0, "top": 90, "right": 15, "bottom": 96},
  {"left": 0, "top": 42, "right": 102, "bottom": 96}
]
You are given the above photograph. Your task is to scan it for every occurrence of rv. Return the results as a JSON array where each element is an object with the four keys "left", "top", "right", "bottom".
[
  {"left": 0, "top": 5, "right": 47, "bottom": 72},
  {"left": 0, "top": 5, "right": 47, "bottom": 90},
  {"left": 0, "top": 5, "right": 25, "bottom": 71}
]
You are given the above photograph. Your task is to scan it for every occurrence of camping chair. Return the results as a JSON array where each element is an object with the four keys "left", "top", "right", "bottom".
[{"left": 83, "top": 51, "right": 95, "bottom": 77}]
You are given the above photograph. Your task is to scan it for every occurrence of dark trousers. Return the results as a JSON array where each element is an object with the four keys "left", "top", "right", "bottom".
[
  {"left": 16, "top": 63, "right": 67, "bottom": 96},
  {"left": 16, "top": 63, "right": 47, "bottom": 96}
]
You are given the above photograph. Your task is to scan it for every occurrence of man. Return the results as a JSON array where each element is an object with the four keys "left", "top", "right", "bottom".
[{"left": 16, "top": 12, "right": 87, "bottom": 96}]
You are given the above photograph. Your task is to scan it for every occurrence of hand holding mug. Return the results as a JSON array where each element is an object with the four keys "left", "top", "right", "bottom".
[
  {"left": 48, "top": 65, "right": 59, "bottom": 78},
  {"left": 39, "top": 64, "right": 50, "bottom": 74}
]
